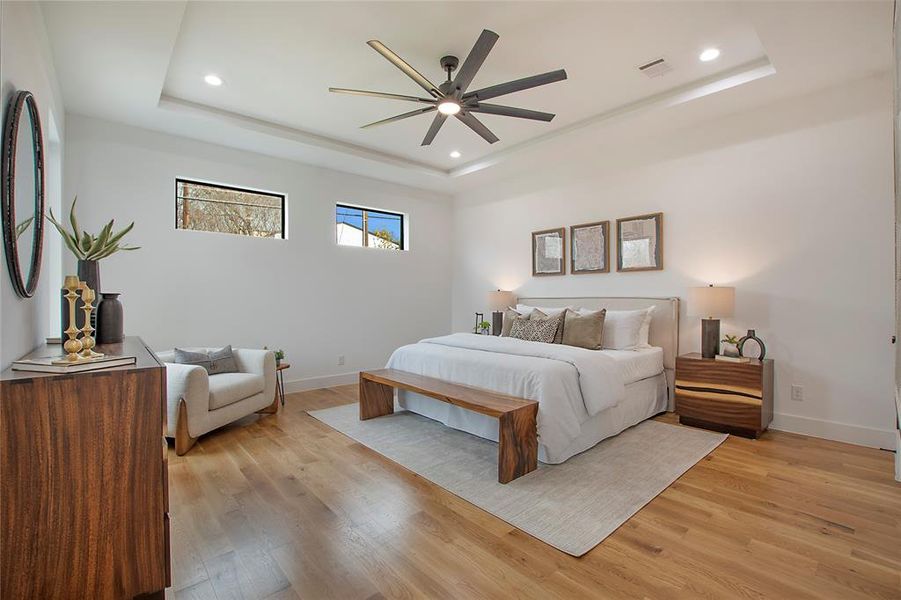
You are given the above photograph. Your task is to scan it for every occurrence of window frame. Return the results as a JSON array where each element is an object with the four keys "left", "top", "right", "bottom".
[
  {"left": 175, "top": 177, "right": 287, "bottom": 240},
  {"left": 335, "top": 202, "right": 406, "bottom": 251}
]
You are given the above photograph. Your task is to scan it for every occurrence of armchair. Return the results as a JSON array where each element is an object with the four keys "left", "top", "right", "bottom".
[{"left": 156, "top": 347, "right": 277, "bottom": 455}]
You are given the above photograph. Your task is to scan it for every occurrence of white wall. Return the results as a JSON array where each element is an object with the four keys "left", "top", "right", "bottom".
[
  {"left": 65, "top": 116, "right": 453, "bottom": 389},
  {"left": 0, "top": 3, "right": 66, "bottom": 369},
  {"left": 452, "top": 74, "right": 896, "bottom": 449}
]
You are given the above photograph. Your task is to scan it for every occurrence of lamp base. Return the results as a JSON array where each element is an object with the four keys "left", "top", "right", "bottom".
[
  {"left": 492, "top": 311, "right": 503, "bottom": 336},
  {"left": 701, "top": 319, "right": 720, "bottom": 359}
]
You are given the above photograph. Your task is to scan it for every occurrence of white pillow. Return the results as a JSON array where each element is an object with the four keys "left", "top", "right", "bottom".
[
  {"left": 583, "top": 307, "right": 649, "bottom": 350},
  {"left": 637, "top": 306, "right": 655, "bottom": 348},
  {"left": 516, "top": 304, "right": 571, "bottom": 317}
]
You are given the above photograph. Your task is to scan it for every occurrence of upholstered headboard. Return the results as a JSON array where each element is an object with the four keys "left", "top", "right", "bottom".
[{"left": 519, "top": 296, "right": 680, "bottom": 408}]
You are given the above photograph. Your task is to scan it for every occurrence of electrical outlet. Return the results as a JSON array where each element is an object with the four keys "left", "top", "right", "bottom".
[
  {"left": 337, "top": 355, "right": 345, "bottom": 366},
  {"left": 791, "top": 385, "right": 804, "bottom": 402}
]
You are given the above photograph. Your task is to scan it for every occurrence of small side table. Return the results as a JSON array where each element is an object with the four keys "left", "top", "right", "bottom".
[
  {"left": 675, "top": 353, "right": 774, "bottom": 438},
  {"left": 276, "top": 362, "right": 290, "bottom": 406}
]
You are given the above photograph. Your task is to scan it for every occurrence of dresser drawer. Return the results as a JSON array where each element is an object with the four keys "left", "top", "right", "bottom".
[{"left": 675, "top": 391, "right": 762, "bottom": 431}]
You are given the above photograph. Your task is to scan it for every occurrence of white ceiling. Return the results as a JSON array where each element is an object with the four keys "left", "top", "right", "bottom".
[{"left": 39, "top": 1, "right": 892, "bottom": 192}]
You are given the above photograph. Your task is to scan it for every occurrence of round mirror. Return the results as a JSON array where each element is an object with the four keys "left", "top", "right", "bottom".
[{"left": 2, "top": 90, "right": 45, "bottom": 298}]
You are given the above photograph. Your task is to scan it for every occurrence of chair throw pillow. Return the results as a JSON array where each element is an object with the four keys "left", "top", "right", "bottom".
[
  {"left": 174, "top": 348, "right": 213, "bottom": 374},
  {"left": 208, "top": 345, "right": 239, "bottom": 375}
]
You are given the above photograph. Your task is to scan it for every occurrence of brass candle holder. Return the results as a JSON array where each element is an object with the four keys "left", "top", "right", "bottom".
[
  {"left": 79, "top": 285, "right": 103, "bottom": 359},
  {"left": 59, "top": 275, "right": 86, "bottom": 363}
]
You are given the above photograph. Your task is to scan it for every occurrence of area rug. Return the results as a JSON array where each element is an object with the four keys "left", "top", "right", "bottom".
[{"left": 308, "top": 403, "right": 727, "bottom": 556}]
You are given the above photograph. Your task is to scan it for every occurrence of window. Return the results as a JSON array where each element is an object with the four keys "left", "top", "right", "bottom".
[
  {"left": 176, "top": 179, "right": 285, "bottom": 239},
  {"left": 336, "top": 203, "right": 405, "bottom": 250}
]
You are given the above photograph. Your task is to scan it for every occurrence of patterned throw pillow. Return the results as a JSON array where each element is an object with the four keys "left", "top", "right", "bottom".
[{"left": 509, "top": 314, "right": 562, "bottom": 343}]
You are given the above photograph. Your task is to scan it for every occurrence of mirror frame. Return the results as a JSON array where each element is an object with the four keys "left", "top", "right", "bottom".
[{"left": 1, "top": 90, "right": 45, "bottom": 298}]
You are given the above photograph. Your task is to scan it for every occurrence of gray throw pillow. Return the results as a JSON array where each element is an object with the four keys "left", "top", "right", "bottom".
[
  {"left": 510, "top": 314, "right": 562, "bottom": 343},
  {"left": 562, "top": 309, "right": 606, "bottom": 350},
  {"left": 208, "top": 345, "right": 239, "bottom": 375},
  {"left": 174, "top": 348, "right": 213, "bottom": 374}
]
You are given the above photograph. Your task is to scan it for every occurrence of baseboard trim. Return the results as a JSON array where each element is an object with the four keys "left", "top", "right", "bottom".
[
  {"left": 771, "top": 412, "right": 896, "bottom": 450},
  {"left": 284, "top": 372, "right": 358, "bottom": 393}
]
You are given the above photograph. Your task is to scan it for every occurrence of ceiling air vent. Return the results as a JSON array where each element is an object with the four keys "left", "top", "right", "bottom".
[{"left": 637, "top": 58, "right": 672, "bottom": 79}]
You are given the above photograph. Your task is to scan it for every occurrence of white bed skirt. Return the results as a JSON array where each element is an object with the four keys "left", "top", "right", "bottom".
[{"left": 398, "top": 372, "right": 668, "bottom": 464}]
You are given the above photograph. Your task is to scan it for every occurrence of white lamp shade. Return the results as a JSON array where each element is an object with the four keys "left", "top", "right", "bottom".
[
  {"left": 488, "top": 290, "right": 515, "bottom": 312},
  {"left": 688, "top": 286, "right": 735, "bottom": 318}
]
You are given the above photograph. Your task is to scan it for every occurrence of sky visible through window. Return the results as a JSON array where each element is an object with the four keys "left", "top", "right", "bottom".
[{"left": 336, "top": 206, "right": 402, "bottom": 245}]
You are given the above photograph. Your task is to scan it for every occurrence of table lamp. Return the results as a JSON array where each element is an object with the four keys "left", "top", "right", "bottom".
[
  {"left": 688, "top": 285, "right": 735, "bottom": 358},
  {"left": 488, "top": 290, "right": 515, "bottom": 336}
]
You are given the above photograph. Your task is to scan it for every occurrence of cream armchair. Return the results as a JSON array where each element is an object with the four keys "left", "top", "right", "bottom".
[{"left": 156, "top": 348, "right": 277, "bottom": 455}]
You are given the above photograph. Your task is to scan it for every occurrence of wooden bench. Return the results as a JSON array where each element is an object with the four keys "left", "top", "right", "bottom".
[{"left": 359, "top": 369, "right": 539, "bottom": 484}]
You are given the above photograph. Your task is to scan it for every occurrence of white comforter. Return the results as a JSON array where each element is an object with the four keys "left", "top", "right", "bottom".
[{"left": 386, "top": 333, "right": 626, "bottom": 453}]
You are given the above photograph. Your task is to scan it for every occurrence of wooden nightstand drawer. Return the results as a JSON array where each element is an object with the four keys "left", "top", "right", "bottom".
[{"left": 675, "top": 352, "right": 774, "bottom": 438}]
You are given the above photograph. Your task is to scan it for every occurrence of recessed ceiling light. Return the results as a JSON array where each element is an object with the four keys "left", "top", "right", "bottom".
[
  {"left": 204, "top": 74, "right": 223, "bottom": 86},
  {"left": 449, "top": 150, "right": 461, "bottom": 158},
  {"left": 437, "top": 100, "right": 461, "bottom": 115},
  {"left": 699, "top": 48, "right": 720, "bottom": 62}
]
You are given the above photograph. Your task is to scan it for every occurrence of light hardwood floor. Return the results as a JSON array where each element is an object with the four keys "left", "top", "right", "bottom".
[{"left": 168, "top": 385, "right": 901, "bottom": 599}]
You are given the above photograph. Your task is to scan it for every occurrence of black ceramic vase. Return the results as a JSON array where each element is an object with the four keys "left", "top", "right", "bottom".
[
  {"left": 737, "top": 329, "right": 766, "bottom": 360},
  {"left": 96, "top": 292, "right": 124, "bottom": 344}
]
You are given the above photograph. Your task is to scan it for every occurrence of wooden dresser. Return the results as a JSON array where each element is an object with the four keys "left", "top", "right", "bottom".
[
  {"left": 675, "top": 352, "right": 774, "bottom": 438},
  {"left": 1, "top": 337, "right": 170, "bottom": 599}
]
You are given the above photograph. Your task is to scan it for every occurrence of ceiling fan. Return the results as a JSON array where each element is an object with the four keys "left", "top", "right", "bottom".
[{"left": 329, "top": 29, "right": 567, "bottom": 146}]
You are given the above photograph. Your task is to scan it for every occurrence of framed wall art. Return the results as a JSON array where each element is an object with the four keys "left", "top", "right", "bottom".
[
  {"left": 616, "top": 212, "right": 663, "bottom": 272},
  {"left": 570, "top": 221, "right": 609, "bottom": 274},
  {"left": 531, "top": 227, "right": 565, "bottom": 276}
]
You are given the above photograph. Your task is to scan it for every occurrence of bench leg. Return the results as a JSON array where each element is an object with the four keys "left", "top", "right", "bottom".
[
  {"left": 359, "top": 375, "right": 395, "bottom": 420},
  {"left": 497, "top": 404, "right": 538, "bottom": 483}
]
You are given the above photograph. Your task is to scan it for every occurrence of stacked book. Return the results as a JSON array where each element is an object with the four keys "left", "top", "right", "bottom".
[{"left": 12, "top": 354, "right": 136, "bottom": 373}]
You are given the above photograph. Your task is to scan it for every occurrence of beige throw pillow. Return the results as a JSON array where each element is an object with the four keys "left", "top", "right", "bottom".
[
  {"left": 562, "top": 309, "right": 606, "bottom": 350},
  {"left": 531, "top": 309, "right": 566, "bottom": 344}
]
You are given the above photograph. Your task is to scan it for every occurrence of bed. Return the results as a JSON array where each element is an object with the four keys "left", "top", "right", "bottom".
[{"left": 387, "top": 297, "right": 680, "bottom": 464}]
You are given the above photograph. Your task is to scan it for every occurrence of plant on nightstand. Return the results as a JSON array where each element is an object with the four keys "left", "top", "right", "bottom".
[
  {"left": 474, "top": 320, "right": 491, "bottom": 335},
  {"left": 721, "top": 334, "right": 740, "bottom": 357}
]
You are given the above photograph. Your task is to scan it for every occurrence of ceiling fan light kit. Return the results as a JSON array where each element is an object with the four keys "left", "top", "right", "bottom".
[{"left": 329, "top": 29, "right": 567, "bottom": 146}]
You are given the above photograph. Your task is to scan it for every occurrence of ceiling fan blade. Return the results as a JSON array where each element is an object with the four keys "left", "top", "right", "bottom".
[
  {"left": 455, "top": 111, "right": 499, "bottom": 144},
  {"left": 329, "top": 88, "right": 436, "bottom": 105},
  {"left": 421, "top": 113, "right": 448, "bottom": 146},
  {"left": 361, "top": 106, "right": 436, "bottom": 129},
  {"left": 367, "top": 40, "right": 441, "bottom": 97},
  {"left": 452, "top": 29, "right": 499, "bottom": 95},
  {"left": 463, "top": 69, "right": 567, "bottom": 102},
  {"left": 467, "top": 103, "right": 555, "bottom": 122}
]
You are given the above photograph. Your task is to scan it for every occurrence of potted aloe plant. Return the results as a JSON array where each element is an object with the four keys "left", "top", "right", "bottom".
[{"left": 46, "top": 196, "right": 140, "bottom": 294}]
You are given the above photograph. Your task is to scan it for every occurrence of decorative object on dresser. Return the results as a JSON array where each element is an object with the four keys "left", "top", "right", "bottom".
[
  {"left": 675, "top": 352, "right": 774, "bottom": 438},
  {"left": 616, "top": 212, "right": 663, "bottom": 271},
  {"left": 570, "top": 220, "right": 609, "bottom": 274},
  {"left": 1, "top": 337, "right": 170, "bottom": 599},
  {"left": 738, "top": 329, "right": 767, "bottom": 359},
  {"left": 47, "top": 196, "right": 140, "bottom": 337},
  {"left": 532, "top": 227, "right": 565, "bottom": 276},
  {"left": 156, "top": 347, "right": 277, "bottom": 455},
  {"left": 720, "top": 333, "right": 741, "bottom": 357},
  {"left": 688, "top": 285, "right": 735, "bottom": 359},
  {"left": 1, "top": 90, "right": 45, "bottom": 299},
  {"left": 96, "top": 292, "right": 124, "bottom": 343},
  {"left": 488, "top": 289, "right": 515, "bottom": 336},
  {"left": 358, "top": 369, "right": 538, "bottom": 483}
]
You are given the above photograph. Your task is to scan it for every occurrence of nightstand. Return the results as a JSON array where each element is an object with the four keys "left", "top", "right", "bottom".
[{"left": 675, "top": 352, "right": 774, "bottom": 438}]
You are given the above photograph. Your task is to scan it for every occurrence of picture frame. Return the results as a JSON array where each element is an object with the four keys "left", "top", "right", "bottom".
[
  {"left": 531, "top": 227, "right": 565, "bottom": 276},
  {"left": 570, "top": 221, "right": 610, "bottom": 274},
  {"left": 616, "top": 212, "right": 663, "bottom": 272}
]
